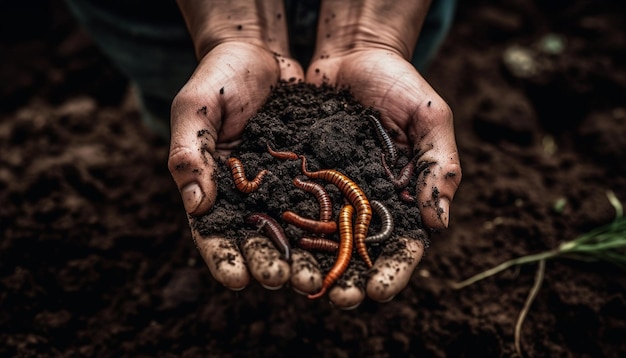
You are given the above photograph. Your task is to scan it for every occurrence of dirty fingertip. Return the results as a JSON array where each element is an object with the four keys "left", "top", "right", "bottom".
[
  {"left": 289, "top": 249, "right": 323, "bottom": 295},
  {"left": 241, "top": 235, "right": 290, "bottom": 289},
  {"left": 181, "top": 182, "right": 204, "bottom": 214},
  {"left": 195, "top": 234, "right": 250, "bottom": 290},
  {"left": 329, "top": 284, "right": 365, "bottom": 310},
  {"left": 367, "top": 238, "right": 424, "bottom": 302}
]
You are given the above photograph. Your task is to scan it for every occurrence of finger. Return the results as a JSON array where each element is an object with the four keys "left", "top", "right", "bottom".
[
  {"left": 168, "top": 60, "right": 224, "bottom": 216},
  {"left": 168, "top": 123, "right": 218, "bottom": 216},
  {"left": 366, "top": 237, "right": 424, "bottom": 302},
  {"left": 241, "top": 234, "right": 291, "bottom": 290},
  {"left": 289, "top": 249, "right": 323, "bottom": 295},
  {"left": 274, "top": 52, "right": 305, "bottom": 82},
  {"left": 409, "top": 98, "right": 462, "bottom": 229},
  {"left": 193, "top": 232, "right": 250, "bottom": 290},
  {"left": 169, "top": 47, "right": 292, "bottom": 215},
  {"left": 328, "top": 269, "right": 366, "bottom": 310},
  {"left": 260, "top": 1, "right": 304, "bottom": 82}
]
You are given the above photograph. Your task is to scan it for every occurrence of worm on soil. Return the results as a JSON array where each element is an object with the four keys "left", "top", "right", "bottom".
[
  {"left": 308, "top": 204, "right": 355, "bottom": 299},
  {"left": 245, "top": 213, "right": 291, "bottom": 260},
  {"left": 266, "top": 143, "right": 299, "bottom": 160},
  {"left": 299, "top": 155, "right": 373, "bottom": 268},
  {"left": 368, "top": 114, "right": 398, "bottom": 164},
  {"left": 381, "top": 153, "right": 415, "bottom": 189},
  {"left": 292, "top": 177, "right": 333, "bottom": 222},
  {"left": 282, "top": 211, "right": 337, "bottom": 234},
  {"left": 267, "top": 147, "right": 374, "bottom": 267},
  {"left": 298, "top": 237, "right": 340, "bottom": 252},
  {"left": 226, "top": 157, "right": 269, "bottom": 193},
  {"left": 365, "top": 200, "right": 395, "bottom": 244}
]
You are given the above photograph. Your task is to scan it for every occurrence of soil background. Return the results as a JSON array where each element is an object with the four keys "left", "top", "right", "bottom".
[{"left": 1, "top": 0, "right": 625, "bottom": 357}]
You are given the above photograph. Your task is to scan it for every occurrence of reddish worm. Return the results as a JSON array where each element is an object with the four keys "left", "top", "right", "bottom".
[
  {"left": 267, "top": 145, "right": 373, "bottom": 267},
  {"left": 245, "top": 212, "right": 291, "bottom": 260},
  {"left": 399, "top": 189, "right": 416, "bottom": 203},
  {"left": 266, "top": 143, "right": 299, "bottom": 160},
  {"left": 298, "top": 237, "right": 339, "bottom": 252},
  {"left": 226, "top": 157, "right": 269, "bottom": 193},
  {"left": 298, "top": 155, "right": 373, "bottom": 267},
  {"left": 292, "top": 177, "right": 333, "bottom": 222},
  {"left": 283, "top": 177, "right": 336, "bottom": 234},
  {"left": 282, "top": 211, "right": 337, "bottom": 234},
  {"left": 381, "top": 153, "right": 415, "bottom": 189},
  {"left": 300, "top": 200, "right": 393, "bottom": 250},
  {"left": 308, "top": 204, "right": 354, "bottom": 299}
]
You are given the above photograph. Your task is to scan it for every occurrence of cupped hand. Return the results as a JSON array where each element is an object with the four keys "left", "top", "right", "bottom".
[
  {"left": 168, "top": 42, "right": 312, "bottom": 291},
  {"left": 305, "top": 48, "right": 462, "bottom": 306}
]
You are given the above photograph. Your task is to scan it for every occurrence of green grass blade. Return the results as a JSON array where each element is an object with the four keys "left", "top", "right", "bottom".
[
  {"left": 515, "top": 259, "right": 545, "bottom": 358},
  {"left": 451, "top": 250, "right": 558, "bottom": 289}
]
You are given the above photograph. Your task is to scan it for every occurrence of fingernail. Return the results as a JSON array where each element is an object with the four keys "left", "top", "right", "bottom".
[
  {"left": 338, "top": 302, "right": 362, "bottom": 311},
  {"left": 378, "top": 294, "right": 396, "bottom": 303},
  {"left": 439, "top": 197, "right": 450, "bottom": 228},
  {"left": 181, "top": 182, "right": 203, "bottom": 214},
  {"left": 261, "top": 283, "right": 284, "bottom": 290}
]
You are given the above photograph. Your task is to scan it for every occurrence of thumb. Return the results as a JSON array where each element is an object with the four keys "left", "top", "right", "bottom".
[
  {"left": 410, "top": 99, "right": 462, "bottom": 229},
  {"left": 168, "top": 96, "right": 220, "bottom": 216}
]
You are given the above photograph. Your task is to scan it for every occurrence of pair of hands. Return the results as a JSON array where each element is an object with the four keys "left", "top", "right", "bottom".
[{"left": 168, "top": 1, "right": 461, "bottom": 309}]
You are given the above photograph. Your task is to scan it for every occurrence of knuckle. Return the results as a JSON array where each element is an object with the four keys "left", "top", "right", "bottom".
[
  {"left": 167, "top": 145, "right": 195, "bottom": 174},
  {"left": 422, "top": 99, "right": 453, "bottom": 126}
]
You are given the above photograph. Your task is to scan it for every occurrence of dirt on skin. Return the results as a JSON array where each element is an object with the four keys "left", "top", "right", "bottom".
[
  {"left": 192, "top": 82, "right": 427, "bottom": 289},
  {"left": 2, "top": 0, "right": 626, "bottom": 357}
]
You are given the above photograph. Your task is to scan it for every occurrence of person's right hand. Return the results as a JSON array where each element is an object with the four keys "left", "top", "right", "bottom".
[
  {"left": 301, "top": 0, "right": 461, "bottom": 308},
  {"left": 169, "top": 2, "right": 316, "bottom": 293}
]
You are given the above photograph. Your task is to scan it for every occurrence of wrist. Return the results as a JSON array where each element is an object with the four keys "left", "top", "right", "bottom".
[
  {"left": 313, "top": 0, "right": 432, "bottom": 60},
  {"left": 177, "top": 0, "right": 289, "bottom": 59}
]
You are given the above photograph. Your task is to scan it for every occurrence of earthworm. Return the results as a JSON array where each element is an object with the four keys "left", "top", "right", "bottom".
[
  {"left": 282, "top": 211, "right": 337, "bottom": 234},
  {"left": 368, "top": 114, "right": 398, "bottom": 164},
  {"left": 266, "top": 143, "right": 299, "bottom": 160},
  {"left": 226, "top": 157, "right": 269, "bottom": 193},
  {"left": 245, "top": 213, "right": 291, "bottom": 260},
  {"left": 399, "top": 189, "right": 416, "bottom": 203},
  {"left": 381, "top": 153, "right": 415, "bottom": 189},
  {"left": 268, "top": 148, "right": 374, "bottom": 267},
  {"left": 365, "top": 200, "right": 395, "bottom": 244},
  {"left": 299, "top": 155, "right": 373, "bottom": 268},
  {"left": 298, "top": 237, "right": 339, "bottom": 252},
  {"left": 292, "top": 177, "right": 333, "bottom": 222},
  {"left": 308, "top": 204, "right": 354, "bottom": 299}
]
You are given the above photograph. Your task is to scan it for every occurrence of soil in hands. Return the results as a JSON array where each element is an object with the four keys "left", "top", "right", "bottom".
[{"left": 192, "top": 83, "right": 428, "bottom": 287}]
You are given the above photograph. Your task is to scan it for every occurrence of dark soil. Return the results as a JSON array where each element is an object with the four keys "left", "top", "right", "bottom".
[
  {"left": 2, "top": 0, "right": 626, "bottom": 357},
  {"left": 196, "top": 83, "right": 426, "bottom": 284}
]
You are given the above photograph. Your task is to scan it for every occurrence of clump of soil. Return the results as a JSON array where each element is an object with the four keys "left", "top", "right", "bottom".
[
  {"left": 2, "top": 0, "right": 626, "bottom": 357},
  {"left": 193, "top": 83, "right": 427, "bottom": 281}
]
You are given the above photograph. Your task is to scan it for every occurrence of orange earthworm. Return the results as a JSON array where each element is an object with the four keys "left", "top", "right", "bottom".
[
  {"left": 292, "top": 177, "right": 333, "bottom": 222},
  {"left": 226, "top": 157, "right": 269, "bottom": 193},
  {"left": 365, "top": 200, "right": 395, "bottom": 244},
  {"left": 299, "top": 155, "right": 373, "bottom": 268},
  {"left": 298, "top": 237, "right": 339, "bottom": 252},
  {"left": 266, "top": 143, "right": 299, "bottom": 160},
  {"left": 267, "top": 146, "right": 374, "bottom": 267},
  {"left": 245, "top": 212, "right": 291, "bottom": 260},
  {"left": 308, "top": 204, "right": 354, "bottom": 299},
  {"left": 282, "top": 211, "right": 337, "bottom": 234}
]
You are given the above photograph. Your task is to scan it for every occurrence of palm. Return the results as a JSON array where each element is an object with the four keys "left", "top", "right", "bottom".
[
  {"left": 171, "top": 43, "right": 297, "bottom": 158},
  {"left": 307, "top": 48, "right": 461, "bottom": 229}
]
